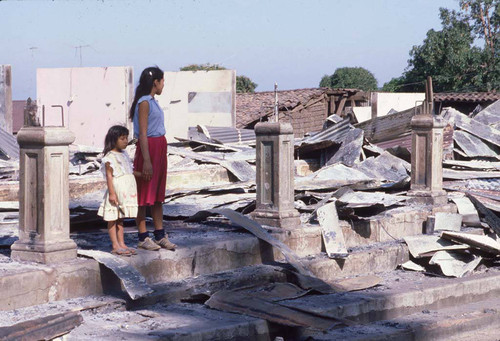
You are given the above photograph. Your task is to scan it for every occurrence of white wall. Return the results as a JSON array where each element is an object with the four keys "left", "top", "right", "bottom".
[
  {"left": 372, "top": 92, "right": 425, "bottom": 118},
  {"left": 155, "top": 70, "right": 235, "bottom": 142},
  {"left": 37, "top": 67, "right": 133, "bottom": 148}
]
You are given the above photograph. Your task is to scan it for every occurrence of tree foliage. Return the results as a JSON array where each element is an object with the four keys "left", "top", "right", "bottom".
[
  {"left": 383, "top": 0, "right": 499, "bottom": 92},
  {"left": 179, "top": 63, "right": 257, "bottom": 93},
  {"left": 319, "top": 67, "right": 378, "bottom": 91}
]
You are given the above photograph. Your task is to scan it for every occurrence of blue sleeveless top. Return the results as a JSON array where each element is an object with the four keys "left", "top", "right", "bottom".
[{"left": 133, "top": 95, "right": 166, "bottom": 138}]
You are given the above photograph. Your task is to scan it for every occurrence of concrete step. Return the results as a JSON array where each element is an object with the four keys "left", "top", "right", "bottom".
[
  {"left": 277, "top": 267, "right": 500, "bottom": 325},
  {"left": 308, "top": 297, "right": 500, "bottom": 340}
]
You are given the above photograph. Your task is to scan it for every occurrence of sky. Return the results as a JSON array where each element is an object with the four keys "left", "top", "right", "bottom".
[{"left": 1, "top": 0, "right": 461, "bottom": 100}]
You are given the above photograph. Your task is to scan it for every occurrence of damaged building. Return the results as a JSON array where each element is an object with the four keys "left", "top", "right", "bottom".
[{"left": 1, "top": 65, "right": 500, "bottom": 340}]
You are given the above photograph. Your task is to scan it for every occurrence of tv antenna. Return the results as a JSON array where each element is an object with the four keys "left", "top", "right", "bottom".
[
  {"left": 29, "top": 46, "right": 38, "bottom": 57},
  {"left": 74, "top": 44, "right": 90, "bottom": 66}
]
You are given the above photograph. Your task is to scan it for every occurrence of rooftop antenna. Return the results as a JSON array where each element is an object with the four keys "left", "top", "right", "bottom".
[
  {"left": 74, "top": 44, "right": 90, "bottom": 66},
  {"left": 29, "top": 46, "right": 38, "bottom": 57},
  {"left": 274, "top": 82, "right": 278, "bottom": 122}
]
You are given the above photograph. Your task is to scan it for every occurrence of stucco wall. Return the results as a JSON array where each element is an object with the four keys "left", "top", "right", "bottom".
[
  {"left": 156, "top": 70, "right": 236, "bottom": 141},
  {"left": 37, "top": 67, "right": 133, "bottom": 147},
  {"left": 371, "top": 92, "right": 425, "bottom": 118},
  {"left": 0, "top": 65, "right": 12, "bottom": 134}
]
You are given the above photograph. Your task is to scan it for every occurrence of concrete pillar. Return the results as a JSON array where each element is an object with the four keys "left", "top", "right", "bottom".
[
  {"left": 252, "top": 122, "right": 301, "bottom": 229},
  {"left": 11, "top": 127, "right": 77, "bottom": 264},
  {"left": 408, "top": 114, "right": 447, "bottom": 205},
  {"left": 0, "top": 65, "right": 13, "bottom": 134}
]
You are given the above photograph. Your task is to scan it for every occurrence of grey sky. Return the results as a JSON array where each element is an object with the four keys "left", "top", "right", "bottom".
[{"left": 1, "top": 0, "right": 460, "bottom": 99}]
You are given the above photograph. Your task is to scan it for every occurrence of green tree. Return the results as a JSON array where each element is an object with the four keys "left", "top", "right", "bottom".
[
  {"left": 383, "top": 0, "right": 499, "bottom": 92},
  {"left": 179, "top": 63, "right": 258, "bottom": 93},
  {"left": 236, "top": 75, "right": 257, "bottom": 93},
  {"left": 319, "top": 67, "right": 378, "bottom": 91}
]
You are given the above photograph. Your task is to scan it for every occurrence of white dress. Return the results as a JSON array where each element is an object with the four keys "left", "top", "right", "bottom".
[{"left": 97, "top": 151, "right": 138, "bottom": 221}]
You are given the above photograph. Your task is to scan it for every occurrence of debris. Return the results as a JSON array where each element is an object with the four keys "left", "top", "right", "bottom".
[
  {"left": 440, "top": 231, "right": 500, "bottom": 255},
  {"left": 432, "top": 212, "right": 462, "bottom": 232},
  {"left": 0, "top": 311, "right": 83, "bottom": 341},
  {"left": 294, "top": 163, "right": 373, "bottom": 191},
  {"left": 429, "top": 251, "right": 482, "bottom": 278},
  {"left": 205, "top": 290, "right": 345, "bottom": 330},
  {"left": 186, "top": 208, "right": 313, "bottom": 277},
  {"left": 337, "top": 190, "right": 406, "bottom": 208},
  {"left": 77, "top": 250, "right": 153, "bottom": 300},
  {"left": 325, "top": 128, "right": 364, "bottom": 167},
  {"left": 404, "top": 235, "right": 469, "bottom": 259},
  {"left": 401, "top": 260, "right": 426, "bottom": 272},
  {"left": 466, "top": 193, "right": 500, "bottom": 236},
  {"left": 453, "top": 130, "right": 498, "bottom": 158},
  {"left": 450, "top": 196, "right": 482, "bottom": 227},
  {"left": 0, "top": 127, "right": 19, "bottom": 161},
  {"left": 168, "top": 146, "right": 256, "bottom": 182},
  {"left": 329, "top": 275, "right": 382, "bottom": 292},
  {"left": 316, "top": 201, "right": 348, "bottom": 259},
  {"left": 443, "top": 168, "right": 500, "bottom": 180}
]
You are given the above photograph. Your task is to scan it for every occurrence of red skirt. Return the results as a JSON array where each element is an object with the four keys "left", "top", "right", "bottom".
[{"left": 134, "top": 136, "right": 167, "bottom": 206}]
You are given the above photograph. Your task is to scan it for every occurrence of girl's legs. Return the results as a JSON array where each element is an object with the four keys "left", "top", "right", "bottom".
[
  {"left": 136, "top": 206, "right": 147, "bottom": 234},
  {"left": 152, "top": 201, "right": 176, "bottom": 250},
  {"left": 116, "top": 219, "right": 127, "bottom": 249},
  {"left": 136, "top": 205, "right": 161, "bottom": 250},
  {"left": 108, "top": 220, "right": 120, "bottom": 251}
]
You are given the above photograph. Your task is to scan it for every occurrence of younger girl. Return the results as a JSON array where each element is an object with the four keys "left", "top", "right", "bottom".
[{"left": 98, "top": 125, "right": 139, "bottom": 256}]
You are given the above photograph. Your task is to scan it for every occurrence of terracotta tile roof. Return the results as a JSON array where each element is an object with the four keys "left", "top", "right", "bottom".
[
  {"left": 435, "top": 91, "right": 500, "bottom": 102},
  {"left": 236, "top": 88, "right": 329, "bottom": 128}
]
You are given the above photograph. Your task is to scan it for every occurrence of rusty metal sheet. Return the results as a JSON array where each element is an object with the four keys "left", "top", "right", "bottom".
[
  {"left": 429, "top": 251, "right": 482, "bottom": 278},
  {"left": 403, "top": 235, "right": 469, "bottom": 258},
  {"left": 454, "top": 130, "right": 499, "bottom": 158},
  {"left": 186, "top": 208, "right": 313, "bottom": 276},
  {"left": 0, "top": 311, "right": 82, "bottom": 341},
  {"left": 443, "top": 168, "right": 500, "bottom": 179},
  {"left": 77, "top": 250, "right": 153, "bottom": 300},
  {"left": 466, "top": 193, "right": 500, "bottom": 235},
  {"left": 205, "top": 290, "right": 344, "bottom": 330},
  {"left": 440, "top": 231, "right": 500, "bottom": 254},
  {"left": 325, "top": 128, "right": 364, "bottom": 167},
  {"left": 443, "top": 107, "right": 500, "bottom": 148},
  {"left": 473, "top": 99, "right": 500, "bottom": 126},
  {"left": 443, "top": 160, "right": 500, "bottom": 171},
  {"left": 317, "top": 202, "right": 348, "bottom": 259}
]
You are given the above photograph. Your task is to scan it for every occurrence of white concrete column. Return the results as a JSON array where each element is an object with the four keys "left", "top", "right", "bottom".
[
  {"left": 11, "top": 127, "right": 77, "bottom": 264},
  {"left": 252, "top": 122, "right": 301, "bottom": 229},
  {"left": 0, "top": 65, "right": 12, "bottom": 134}
]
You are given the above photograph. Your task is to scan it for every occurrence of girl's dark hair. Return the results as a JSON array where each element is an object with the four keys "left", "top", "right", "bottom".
[
  {"left": 129, "top": 66, "right": 164, "bottom": 121},
  {"left": 103, "top": 125, "right": 129, "bottom": 156}
]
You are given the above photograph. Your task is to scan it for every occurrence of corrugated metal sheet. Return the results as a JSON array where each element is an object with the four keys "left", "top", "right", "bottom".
[
  {"left": 296, "top": 119, "right": 352, "bottom": 146},
  {"left": 435, "top": 92, "right": 500, "bottom": 102},
  {"left": 0, "top": 127, "right": 19, "bottom": 160},
  {"left": 188, "top": 125, "right": 256, "bottom": 145}
]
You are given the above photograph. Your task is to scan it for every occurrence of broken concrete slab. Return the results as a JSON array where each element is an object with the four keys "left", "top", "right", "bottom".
[
  {"left": 440, "top": 231, "right": 500, "bottom": 255},
  {"left": 404, "top": 235, "right": 469, "bottom": 258},
  {"left": 401, "top": 260, "right": 426, "bottom": 272},
  {"left": 450, "top": 195, "right": 482, "bottom": 227},
  {"left": 433, "top": 212, "right": 463, "bottom": 232},
  {"left": 316, "top": 201, "right": 348, "bottom": 259},
  {"left": 429, "top": 250, "right": 481, "bottom": 278},
  {"left": 77, "top": 250, "right": 153, "bottom": 300}
]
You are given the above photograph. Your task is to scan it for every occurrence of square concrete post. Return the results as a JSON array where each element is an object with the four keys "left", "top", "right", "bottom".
[
  {"left": 408, "top": 114, "right": 447, "bottom": 205},
  {"left": 0, "top": 65, "right": 13, "bottom": 134},
  {"left": 11, "top": 127, "right": 77, "bottom": 263},
  {"left": 252, "top": 122, "right": 301, "bottom": 229}
]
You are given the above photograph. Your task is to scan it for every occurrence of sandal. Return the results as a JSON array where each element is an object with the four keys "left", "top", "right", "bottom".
[
  {"left": 111, "top": 248, "right": 132, "bottom": 257},
  {"left": 125, "top": 248, "right": 137, "bottom": 255}
]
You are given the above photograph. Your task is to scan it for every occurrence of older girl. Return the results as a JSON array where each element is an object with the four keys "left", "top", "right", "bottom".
[{"left": 129, "top": 66, "right": 176, "bottom": 251}]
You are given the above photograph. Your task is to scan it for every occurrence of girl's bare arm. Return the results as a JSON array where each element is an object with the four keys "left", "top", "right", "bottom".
[
  {"left": 138, "top": 101, "right": 153, "bottom": 181},
  {"left": 105, "top": 162, "right": 118, "bottom": 206}
]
